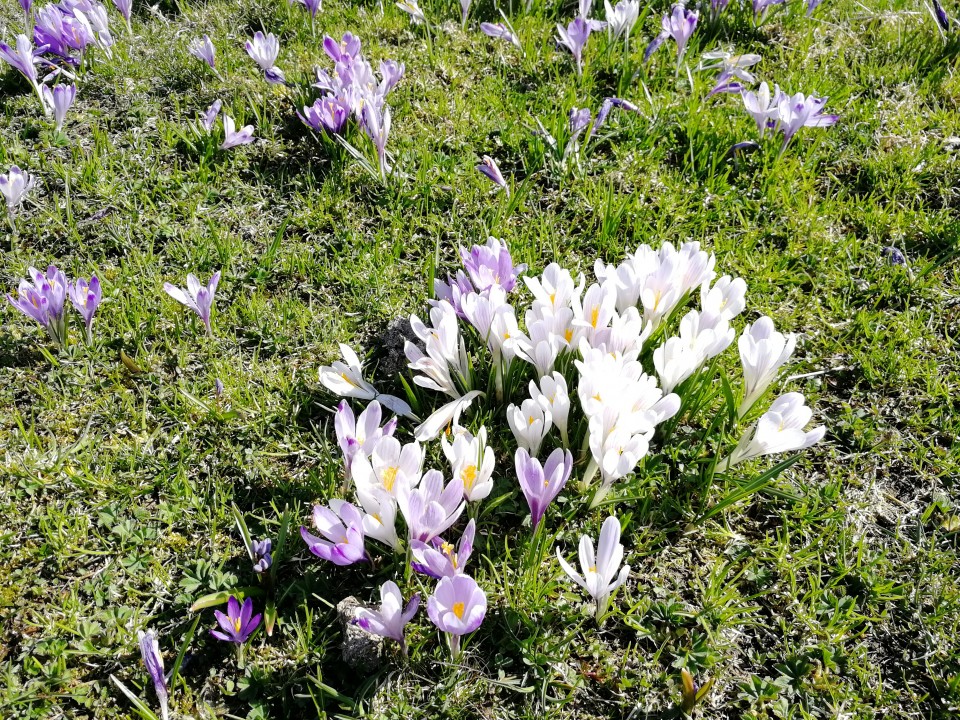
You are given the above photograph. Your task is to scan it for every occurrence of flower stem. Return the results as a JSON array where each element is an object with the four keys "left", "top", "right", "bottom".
[{"left": 448, "top": 633, "right": 460, "bottom": 660}]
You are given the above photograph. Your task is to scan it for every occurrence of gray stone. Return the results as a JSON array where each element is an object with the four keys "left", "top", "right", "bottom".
[{"left": 337, "top": 596, "right": 383, "bottom": 671}]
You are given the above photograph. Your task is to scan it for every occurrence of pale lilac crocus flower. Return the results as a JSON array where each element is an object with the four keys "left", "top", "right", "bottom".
[
  {"left": 806, "top": 0, "right": 824, "bottom": 15},
  {"left": 334, "top": 399, "right": 398, "bottom": 479},
  {"left": 221, "top": 114, "right": 255, "bottom": 149},
  {"left": 0, "top": 165, "right": 36, "bottom": 219},
  {"left": 411, "top": 518, "right": 475, "bottom": 578},
  {"left": 557, "top": 516, "right": 631, "bottom": 619},
  {"left": 480, "top": 22, "right": 522, "bottom": 51},
  {"left": 251, "top": 538, "right": 272, "bottom": 573},
  {"left": 162, "top": 270, "right": 220, "bottom": 335},
  {"left": 210, "top": 596, "right": 261, "bottom": 643},
  {"left": 112, "top": 0, "right": 132, "bottom": 34},
  {"left": 516, "top": 447, "right": 573, "bottom": 530},
  {"left": 7, "top": 265, "right": 68, "bottom": 348},
  {"left": 701, "top": 51, "right": 761, "bottom": 96},
  {"left": 605, "top": 0, "right": 640, "bottom": 42},
  {"left": 0, "top": 34, "right": 46, "bottom": 110},
  {"left": 245, "top": 31, "right": 285, "bottom": 84},
  {"left": 556, "top": 17, "right": 592, "bottom": 75},
  {"left": 645, "top": 5, "right": 698, "bottom": 67},
  {"left": 460, "top": 237, "right": 524, "bottom": 293},
  {"left": 201, "top": 99, "right": 221, "bottom": 132},
  {"left": 741, "top": 82, "right": 781, "bottom": 137},
  {"left": 396, "top": 469, "right": 465, "bottom": 543},
  {"left": 188, "top": 35, "right": 217, "bottom": 72},
  {"left": 355, "top": 581, "right": 419, "bottom": 653},
  {"left": 361, "top": 102, "right": 392, "bottom": 181},
  {"left": 460, "top": 0, "right": 471, "bottom": 27},
  {"left": 322, "top": 32, "right": 361, "bottom": 62},
  {"left": 476, "top": 155, "right": 509, "bottom": 196},
  {"left": 137, "top": 630, "right": 169, "bottom": 720},
  {"left": 68, "top": 274, "right": 101, "bottom": 343},
  {"left": 427, "top": 574, "right": 486, "bottom": 658},
  {"left": 301, "top": 500, "right": 367, "bottom": 565},
  {"left": 775, "top": 91, "right": 838, "bottom": 155},
  {"left": 299, "top": 96, "right": 350, "bottom": 135},
  {"left": 41, "top": 83, "right": 76, "bottom": 133},
  {"left": 719, "top": 392, "right": 825, "bottom": 470},
  {"left": 396, "top": 0, "right": 426, "bottom": 25},
  {"left": 752, "top": 0, "right": 786, "bottom": 21}
]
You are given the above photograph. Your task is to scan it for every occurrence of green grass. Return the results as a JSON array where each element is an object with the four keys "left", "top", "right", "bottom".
[{"left": 2, "top": 0, "right": 960, "bottom": 717}]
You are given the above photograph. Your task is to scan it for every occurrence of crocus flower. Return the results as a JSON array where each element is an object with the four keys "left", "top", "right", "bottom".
[
  {"left": 301, "top": 500, "right": 367, "bottom": 565},
  {"left": 245, "top": 31, "right": 285, "bottom": 84},
  {"left": 737, "top": 315, "right": 795, "bottom": 415},
  {"left": 210, "top": 596, "right": 262, "bottom": 643},
  {"left": 163, "top": 270, "right": 220, "bottom": 335},
  {"left": 41, "top": 83, "right": 77, "bottom": 133},
  {"left": 442, "top": 428, "right": 495, "bottom": 502},
  {"left": 929, "top": 0, "right": 955, "bottom": 34},
  {"left": 556, "top": 17, "right": 592, "bottom": 75},
  {"left": 221, "top": 114, "right": 255, "bottom": 149},
  {"left": 19, "top": 0, "right": 32, "bottom": 27},
  {"left": 355, "top": 581, "right": 420, "bottom": 652},
  {"left": 68, "top": 274, "right": 102, "bottom": 343},
  {"left": 137, "top": 630, "right": 169, "bottom": 720},
  {"left": 645, "top": 5, "right": 698, "bottom": 66},
  {"left": 299, "top": 96, "right": 350, "bottom": 135},
  {"left": 427, "top": 574, "right": 486, "bottom": 658},
  {"left": 0, "top": 34, "right": 45, "bottom": 110},
  {"left": 112, "top": 0, "right": 132, "bottom": 33},
  {"left": 201, "top": 99, "right": 221, "bottom": 132},
  {"left": 0, "top": 165, "right": 36, "bottom": 218},
  {"left": 480, "top": 22, "right": 522, "bottom": 51},
  {"left": 396, "top": 0, "right": 426, "bottom": 25},
  {"left": 413, "top": 390, "right": 483, "bottom": 441},
  {"left": 411, "top": 518, "right": 475, "bottom": 578},
  {"left": 516, "top": 447, "right": 572, "bottom": 530},
  {"left": 460, "top": 0, "right": 471, "bottom": 27},
  {"left": 396, "top": 469, "right": 465, "bottom": 543},
  {"left": 882, "top": 246, "right": 906, "bottom": 266},
  {"left": 741, "top": 82, "right": 781, "bottom": 137},
  {"left": 605, "top": 0, "right": 639, "bottom": 41},
  {"left": 719, "top": 392, "right": 825, "bottom": 470},
  {"left": 710, "top": 0, "right": 729, "bottom": 18},
  {"left": 806, "top": 0, "right": 823, "bottom": 16},
  {"left": 335, "top": 399, "right": 398, "bottom": 478},
  {"left": 507, "top": 398, "right": 552, "bottom": 457},
  {"left": 569, "top": 107, "right": 592, "bottom": 139},
  {"left": 322, "top": 32, "right": 361, "bottom": 62},
  {"left": 251, "top": 539, "right": 272, "bottom": 573},
  {"left": 460, "top": 237, "right": 525, "bottom": 293},
  {"left": 701, "top": 51, "right": 761, "bottom": 96},
  {"left": 361, "top": 102, "right": 392, "bottom": 181},
  {"left": 354, "top": 484, "right": 402, "bottom": 551},
  {"left": 557, "top": 516, "right": 631, "bottom": 619},
  {"left": 476, "top": 155, "right": 509, "bottom": 197},
  {"left": 7, "top": 265, "right": 68, "bottom": 348},
  {"left": 295, "top": 0, "right": 322, "bottom": 20},
  {"left": 188, "top": 35, "right": 216, "bottom": 70},
  {"left": 775, "top": 91, "right": 838, "bottom": 154},
  {"left": 319, "top": 345, "right": 412, "bottom": 416},
  {"left": 752, "top": 0, "right": 786, "bottom": 20}
]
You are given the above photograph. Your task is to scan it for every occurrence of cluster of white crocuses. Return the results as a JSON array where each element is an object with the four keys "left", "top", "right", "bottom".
[{"left": 313, "top": 238, "right": 825, "bottom": 639}]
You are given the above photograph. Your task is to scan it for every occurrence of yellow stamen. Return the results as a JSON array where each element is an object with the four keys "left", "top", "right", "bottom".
[
  {"left": 452, "top": 601, "right": 465, "bottom": 619},
  {"left": 461, "top": 464, "right": 477, "bottom": 490},
  {"left": 528, "top": 415, "right": 535, "bottom": 426},
  {"left": 382, "top": 466, "right": 398, "bottom": 492},
  {"left": 340, "top": 372, "right": 357, "bottom": 387},
  {"left": 564, "top": 328, "right": 573, "bottom": 343},
  {"left": 590, "top": 306, "right": 600, "bottom": 328},
  {"left": 588, "top": 565, "right": 596, "bottom": 573},
  {"left": 233, "top": 617, "right": 243, "bottom": 632}
]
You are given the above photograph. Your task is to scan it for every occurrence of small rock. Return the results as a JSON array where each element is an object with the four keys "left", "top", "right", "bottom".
[{"left": 337, "top": 596, "right": 383, "bottom": 671}]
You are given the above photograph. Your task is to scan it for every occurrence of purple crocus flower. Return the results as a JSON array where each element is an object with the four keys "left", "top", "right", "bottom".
[
  {"left": 210, "top": 596, "right": 261, "bottom": 643},
  {"left": 476, "top": 155, "right": 509, "bottom": 196},
  {"left": 426, "top": 574, "right": 486, "bottom": 658},
  {"left": 334, "top": 400, "right": 397, "bottom": 479},
  {"left": 299, "top": 95, "right": 350, "bottom": 135},
  {"left": 220, "top": 115, "right": 254, "bottom": 149},
  {"left": 361, "top": 102, "right": 392, "bottom": 180},
  {"left": 0, "top": 165, "right": 36, "bottom": 217},
  {"left": 646, "top": 5, "right": 697, "bottom": 65},
  {"left": 480, "top": 22, "right": 522, "bottom": 51},
  {"left": 752, "top": 0, "right": 786, "bottom": 20},
  {"left": 355, "top": 581, "right": 420, "bottom": 651},
  {"left": 41, "top": 83, "right": 76, "bottom": 133},
  {"left": 516, "top": 447, "right": 572, "bottom": 530},
  {"left": 930, "top": 0, "right": 954, "bottom": 33},
  {"left": 556, "top": 17, "right": 592, "bottom": 75},
  {"left": 251, "top": 538, "right": 272, "bottom": 573},
  {"left": 396, "top": 469, "right": 466, "bottom": 543},
  {"left": 137, "top": 630, "right": 169, "bottom": 720},
  {"left": 188, "top": 35, "right": 216, "bottom": 70},
  {"left": 0, "top": 34, "right": 45, "bottom": 109},
  {"left": 569, "top": 107, "right": 592, "bottom": 139},
  {"left": 459, "top": 237, "right": 524, "bottom": 293},
  {"left": 300, "top": 500, "right": 367, "bottom": 565},
  {"left": 585, "top": 96, "right": 640, "bottom": 141},
  {"left": 411, "top": 518, "right": 475, "bottom": 578},
  {"left": 112, "top": 0, "right": 132, "bottom": 33},
  {"left": 68, "top": 274, "right": 101, "bottom": 342},
  {"left": 432, "top": 270, "right": 474, "bottom": 319},
  {"left": 200, "top": 99, "right": 221, "bottom": 132},
  {"left": 882, "top": 246, "right": 907, "bottom": 266},
  {"left": 295, "top": 0, "right": 322, "bottom": 19},
  {"left": 710, "top": 0, "right": 729, "bottom": 19},
  {"left": 7, "top": 265, "right": 68, "bottom": 348},
  {"left": 776, "top": 91, "right": 838, "bottom": 154},
  {"left": 245, "top": 31, "right": 285, "bottom": 84},
  {"left": 322, "top": 32, "right": 361, "bottom": 63},
  {"left": 806, "top": 0, "right": 823, "bottom": 16},
  {"left": 162, "top": 270, "right": 220, "bottom": 335},
  {"left": 378, "top": 59, "right": 405, "bottom": 96}
]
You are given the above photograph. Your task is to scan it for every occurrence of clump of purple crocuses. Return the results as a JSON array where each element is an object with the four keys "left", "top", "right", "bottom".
[
  {"left": 741, "top": 82, "right": 838, "bottom": 156},
  {"left": 8, "top": 264, "right": 103, "bottom": 349}
]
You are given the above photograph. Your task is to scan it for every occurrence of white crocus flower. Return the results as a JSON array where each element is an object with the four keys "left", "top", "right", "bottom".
[
  {"left": 604, "top": 0, "right": 640, "bottom": 40},
  {"left": 414, "top": 390, "right": 484, "bottom": 441},
  {"left": 738, "top": 316, "right": 797, "bottom": 416},
  {"left": 355, "top": 485, "right": 401, "bottom": 551},
  {"left": 319, "top": 344, "right": 412, "bottom": 415},
  {"left": 720, "top": 392, "right": 825, "bottom": 470},
  {"left": 351, "top": 436, "right": 423, "bottom": 498},
  {"left": 700, "top": 275, "right": 747, "bottom": 325},
  {"left": 442, "top": 426, "right": 495, "bottom": 502},
  {"left": 406, "top": 301, "right": 471, "bottom": 398},
  {"left": 507, "top": 398, "right": 552, "bottom": 457},
  {"left": 531, "top": 373, "right": 570, "bottom": 447},
  {"left": 557, "top": 516, "right": 631, "bottom": 619}
]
